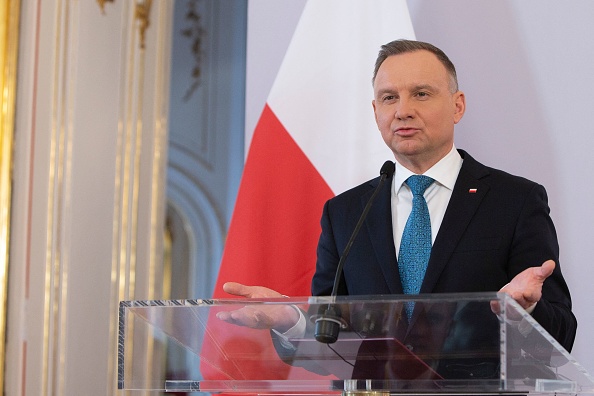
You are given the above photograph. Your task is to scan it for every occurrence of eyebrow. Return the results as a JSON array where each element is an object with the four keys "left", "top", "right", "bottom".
[
  {"left": 411, "top": 83, "right": 438, "bottom": 92},
  {"left": 375, "top": 83, "right": 439, "bottom": 97},
  {"left": 375, "top": 88, "right": 397, "bottom": 97}
]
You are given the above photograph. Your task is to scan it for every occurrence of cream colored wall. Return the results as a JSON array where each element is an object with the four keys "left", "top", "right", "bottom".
[{"left": 6, "top": 1, "right": 172, "bottom": 394}]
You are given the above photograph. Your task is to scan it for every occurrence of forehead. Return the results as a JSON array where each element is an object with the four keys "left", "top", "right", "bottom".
[{"left": 373, "top": 50, "right": 450, "bottom": 91}]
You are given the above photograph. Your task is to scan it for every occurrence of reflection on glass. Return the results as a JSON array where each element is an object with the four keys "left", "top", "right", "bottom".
[{"left": 118, "top": 293, "right": 594, "bottom": 394}]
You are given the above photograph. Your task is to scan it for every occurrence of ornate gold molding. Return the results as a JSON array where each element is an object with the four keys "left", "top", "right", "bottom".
[
  {"left": 98, "top": 0, "right": 153, "bottom": 50},
  {"left": 0, "top": 0, "right": 21, "bottom": 391},
  {"left": 135, "top": 0, "right": 152, "bottom": 49},
  {"left": 181, "top": 0, "right": 205, "bottom": 100},
  {"left": 96, "top": 0, "right": 114, "bottom": 14}
]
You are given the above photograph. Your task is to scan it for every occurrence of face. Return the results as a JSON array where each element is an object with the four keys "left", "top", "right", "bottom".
[{"left": 372, "top": 50, "right": 465, "bottom": 173}]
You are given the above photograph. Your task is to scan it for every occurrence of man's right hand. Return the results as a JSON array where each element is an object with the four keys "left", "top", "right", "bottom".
[{"left": 216, "top": 282, "right": 301, "bottom": 332}]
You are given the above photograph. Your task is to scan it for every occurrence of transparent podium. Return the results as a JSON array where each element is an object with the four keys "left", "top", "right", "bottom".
[{"left": 118, "top": 292, "right": 594, "bottom": 394}]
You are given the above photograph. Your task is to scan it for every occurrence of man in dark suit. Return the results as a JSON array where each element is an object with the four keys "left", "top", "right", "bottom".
[
  {"left": 312, "top": 148, "right": 575, "bottom": 351},
  {"left": 221, "top": 39, "right": 576, "bottom": 354}
]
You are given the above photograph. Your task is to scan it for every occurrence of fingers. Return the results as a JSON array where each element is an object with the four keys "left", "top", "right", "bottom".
[
  {"left": 484, "top": 261, "right": 556, "bottom": 315},
  {"left": 500, "top": 259, "right": 556, "bottom": 310},
  {"left": 216, "top": 309, "right": 253, "bottom": 327},
  {"left": 222, "top": 282, "right": 286, "bottom": 298},
  {"left": 490, "top": 300, "right": 501, "bottom": 315},
  {"left": 222, "top": 282, "right": 247, "bottom": 297},
  {"left": 539, "top": 260, "right": 555, "bottom": 280},
  {"left": 216, "top": 306, "right": 281, "bottom": 330}
]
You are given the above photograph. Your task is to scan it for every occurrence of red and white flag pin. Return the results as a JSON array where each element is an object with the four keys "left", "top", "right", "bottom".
[{"left": 468, "top": 188, "right": 478, "bottom": 193}]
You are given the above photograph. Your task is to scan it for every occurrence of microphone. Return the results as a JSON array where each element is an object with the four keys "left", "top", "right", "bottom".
[{"left": 314, "top": 160, "right": 395, "bottom": 343}]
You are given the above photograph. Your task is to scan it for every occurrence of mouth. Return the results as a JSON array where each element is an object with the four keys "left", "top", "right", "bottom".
[{"left": 394, "top": 127, "right": 419, "bottom": 137}]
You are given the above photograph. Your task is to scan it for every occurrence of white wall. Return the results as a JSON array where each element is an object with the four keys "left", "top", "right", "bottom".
[{"left": 247, "top": 0, "right": 594, "bottom": 374}]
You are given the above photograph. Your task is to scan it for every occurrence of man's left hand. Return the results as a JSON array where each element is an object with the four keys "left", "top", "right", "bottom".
[{"left": 500, "top": 259, "right": 555, "bottom": 311}]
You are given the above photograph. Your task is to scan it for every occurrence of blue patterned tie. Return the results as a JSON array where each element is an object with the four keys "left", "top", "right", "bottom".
[{"left": 398, "top": 175, "right": 434, "bottom": 318}]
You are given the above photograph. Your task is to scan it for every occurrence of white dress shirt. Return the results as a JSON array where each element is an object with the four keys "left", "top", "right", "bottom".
[
  {"left": 276, "top": 146, "right": 464, "bottom": 344},
  {"left": 392, "top": 145, "right": 463, "bottom": 254}
]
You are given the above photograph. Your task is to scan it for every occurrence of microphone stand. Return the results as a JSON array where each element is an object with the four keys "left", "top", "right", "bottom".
[{"left": 314, "top": 161, "right": 395, "bottom": 343}]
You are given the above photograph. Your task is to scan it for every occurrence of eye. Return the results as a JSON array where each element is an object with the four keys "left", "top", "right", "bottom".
[
  {"left": 416, "top": 91, "right": 430, "bottom": 99},
  {"left": 382, "top": 94, "right": 397, "bottom": 102}
]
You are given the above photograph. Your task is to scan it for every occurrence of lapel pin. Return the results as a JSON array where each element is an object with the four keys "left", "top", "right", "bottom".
[{"left": 468, "top": 188, "right": 477, "bottom": 193}]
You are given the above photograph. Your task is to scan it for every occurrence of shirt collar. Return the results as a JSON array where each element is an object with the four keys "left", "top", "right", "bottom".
[{"left": 393, "top": 145, "right": 463, "bottom": 192}]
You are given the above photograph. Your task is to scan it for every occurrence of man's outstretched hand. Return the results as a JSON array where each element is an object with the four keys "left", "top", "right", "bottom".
[
  {"left": 492, "top": 260, "right": 555, "bottom": 315},
  {"left": 501, "top": 260, "right": 555, "bottom": 310},
  {"left": 216, "top": 282, "right": 301, "bottom": 332}
]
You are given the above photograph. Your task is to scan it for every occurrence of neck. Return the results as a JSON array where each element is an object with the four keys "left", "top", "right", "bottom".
[{"left": 395, "top": 146, "right": 454, "bottom": 174}]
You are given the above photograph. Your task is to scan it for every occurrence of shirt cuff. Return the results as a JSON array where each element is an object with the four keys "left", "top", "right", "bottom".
[{"left": 271, "top": 306, "right": 307, "bottom": 350}]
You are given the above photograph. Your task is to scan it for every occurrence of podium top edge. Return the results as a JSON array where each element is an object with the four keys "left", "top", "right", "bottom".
[{"left": 119, "top": 291, "right": 509, "bottom": 307}]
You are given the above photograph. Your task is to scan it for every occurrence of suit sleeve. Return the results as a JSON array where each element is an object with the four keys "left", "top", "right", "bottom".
[
  {"left": 311, "top": 199, "right": 345, "bottom": 296},
  {"left": 510, "top": 183, "right": 577, "bottom": 351}
]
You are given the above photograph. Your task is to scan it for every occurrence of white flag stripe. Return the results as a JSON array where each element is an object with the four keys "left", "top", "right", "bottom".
[{"left": 268, "top": 0, "right": 415, "bottom": 195}]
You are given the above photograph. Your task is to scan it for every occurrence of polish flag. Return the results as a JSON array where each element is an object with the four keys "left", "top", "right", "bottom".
[{"left": 201, "top": 0, "right": 415, "bottom": 382}]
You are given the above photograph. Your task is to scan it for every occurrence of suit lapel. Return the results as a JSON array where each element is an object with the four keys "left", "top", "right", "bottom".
[
  {"left": 363, "top": 176, "right": 403, "bottom": 294},
  {"left": 420, "top": 152, "right": 490, "bottom": 294}
]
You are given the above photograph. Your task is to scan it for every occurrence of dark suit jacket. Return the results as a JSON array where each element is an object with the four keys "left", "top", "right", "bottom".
[{"left": 312, "top": 149, "right": 577, "bottom": 352}]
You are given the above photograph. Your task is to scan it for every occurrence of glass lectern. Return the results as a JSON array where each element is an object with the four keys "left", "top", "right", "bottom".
[{"left": 118, "top": 292, "right": 593, "bottom": 394}]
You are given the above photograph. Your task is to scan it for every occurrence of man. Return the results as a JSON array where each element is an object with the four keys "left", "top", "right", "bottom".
[{"left": 221, "top": 39, "right": 577, "bottom": 353}]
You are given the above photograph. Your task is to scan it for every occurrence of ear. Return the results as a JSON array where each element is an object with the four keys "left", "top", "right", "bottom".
[
  {"left": 372, "top": 100, "right": 378, "bottom": 124},
  {"left": 453, "top": 91, "right": 466, "bottom": 124}
]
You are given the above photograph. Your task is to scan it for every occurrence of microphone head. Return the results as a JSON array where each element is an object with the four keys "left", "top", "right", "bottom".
[
  {"left": 313, "top": 305, "right": 343, "bottom": 344},
  {"left": 380, "top": 160, "right": 395, "bottom": 177}
]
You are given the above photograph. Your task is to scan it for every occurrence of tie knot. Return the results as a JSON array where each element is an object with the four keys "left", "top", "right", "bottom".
[{"left": 406, "top": 175, "right": 434, "bottom": 196}]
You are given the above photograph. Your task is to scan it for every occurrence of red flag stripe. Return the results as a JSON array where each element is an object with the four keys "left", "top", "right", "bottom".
[
  {"left": 214, "top": 104, "right": 333, "bottom": 297},
  {"left": 201, "top": 105, "right": 334, "bottom": 382}
]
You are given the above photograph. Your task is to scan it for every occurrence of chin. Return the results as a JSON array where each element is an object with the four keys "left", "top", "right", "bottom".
[{"left": 393, "top": 143, "right": 424, "bottom": 157}]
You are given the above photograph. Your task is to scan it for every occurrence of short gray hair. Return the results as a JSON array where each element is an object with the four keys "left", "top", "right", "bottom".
[{"left": 372, "top": 39, "right": 459, "bottom": 93}]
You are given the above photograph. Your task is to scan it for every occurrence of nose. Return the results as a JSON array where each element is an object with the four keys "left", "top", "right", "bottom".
[{"left": 395, "top": 97, "right": 414, "bottom": 120}]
